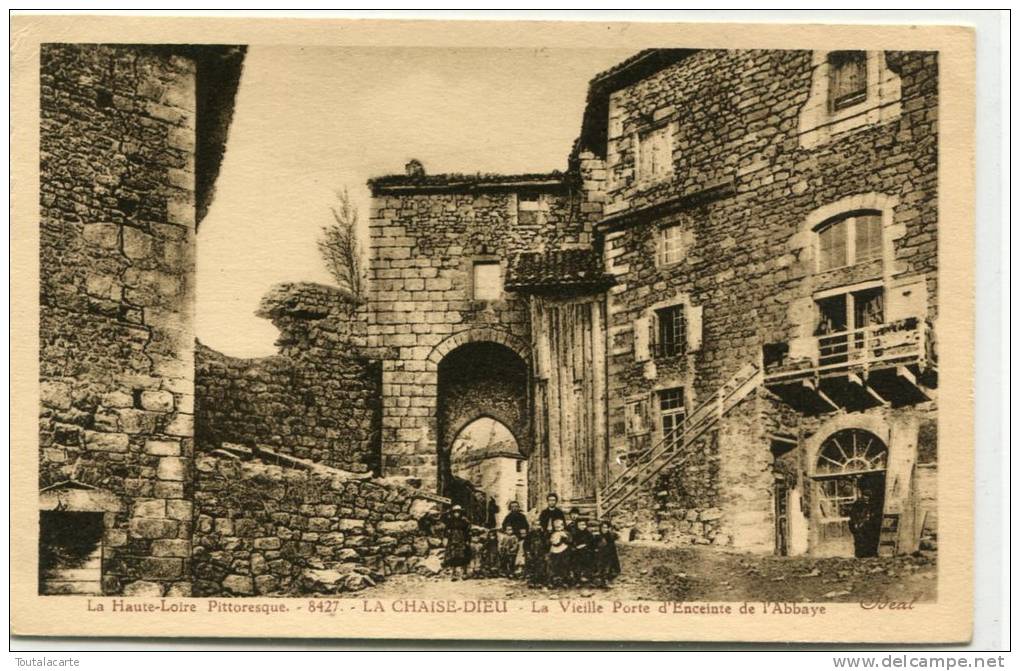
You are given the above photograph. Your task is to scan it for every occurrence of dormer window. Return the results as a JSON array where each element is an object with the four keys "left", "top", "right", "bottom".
[
  {"left": 816, "top": 211, "right": 882, "bottom": 271},
  {"left": 827, "top": 51, "right": 868, "bottom": 111}
]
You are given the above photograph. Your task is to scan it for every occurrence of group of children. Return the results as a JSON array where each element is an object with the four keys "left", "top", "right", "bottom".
[{"left": 461, "top": 494, "right": 622, "bottom": 588}]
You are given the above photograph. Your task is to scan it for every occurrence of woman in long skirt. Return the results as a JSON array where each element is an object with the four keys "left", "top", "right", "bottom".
[{"left": 444, "top": 505, "right": 472, "bottom": 581}]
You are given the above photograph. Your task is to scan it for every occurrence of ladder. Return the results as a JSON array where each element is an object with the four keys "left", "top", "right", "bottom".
[{"left": 596, "top": 362, "right": 762, "bottom": 518}]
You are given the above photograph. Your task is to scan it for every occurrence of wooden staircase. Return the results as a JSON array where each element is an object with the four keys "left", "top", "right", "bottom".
[{"left": 596, "top": 363, "right": 763, "bottom": 518}]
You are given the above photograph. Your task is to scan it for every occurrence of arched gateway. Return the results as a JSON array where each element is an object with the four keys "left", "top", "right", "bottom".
[{"left": 436, "top": 340, "right": 530, "bottom": 512}]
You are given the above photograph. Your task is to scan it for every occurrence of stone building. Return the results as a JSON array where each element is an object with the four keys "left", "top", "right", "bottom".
[
  {"left": 367, "top": 48, "right": 939, "bottom": 557},
  {"left": 38, "top": 44, "right": 245, "bottom": 595}
]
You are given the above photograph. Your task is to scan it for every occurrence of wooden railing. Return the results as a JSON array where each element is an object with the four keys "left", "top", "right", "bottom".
[
  {"left": 597, "top": 363, "right": 762, "bottom": 518},
  {"left": 765, "top": 318, "right": 926, "bottom": 384}
]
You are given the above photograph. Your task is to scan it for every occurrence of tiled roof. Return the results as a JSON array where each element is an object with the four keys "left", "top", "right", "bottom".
[{"left": 506, "top": 248, "right": 615, "bottom": 292}]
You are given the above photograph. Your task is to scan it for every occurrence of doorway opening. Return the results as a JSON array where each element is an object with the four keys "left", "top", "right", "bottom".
[
  {"left": 39, "top": 510, "right": 104, "bottom": 595},
  {"left": 813, "top": 428, "right": 887, "bottom": 557}
]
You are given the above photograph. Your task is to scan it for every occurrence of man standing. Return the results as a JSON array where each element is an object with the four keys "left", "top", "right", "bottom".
[
  {"left": 848, "top": 476, "right": 883, "bottom": 558},
  {"left": 501, "top": 500, "right": 529, "bottom": 535},
  {"left": 538, "top": 492, "right": 565, "bottom": 533}
]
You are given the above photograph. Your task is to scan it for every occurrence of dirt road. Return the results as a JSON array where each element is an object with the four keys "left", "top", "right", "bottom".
[{"left": 358, "top": 543, "right": 936, "bottom": 603}]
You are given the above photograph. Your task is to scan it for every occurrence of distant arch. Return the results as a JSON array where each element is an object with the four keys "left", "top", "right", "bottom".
[{"left": 449, "top": 413, "right": 526, "bottom": 458}]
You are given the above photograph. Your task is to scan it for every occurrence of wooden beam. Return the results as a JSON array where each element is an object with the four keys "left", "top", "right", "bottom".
[
  {"left": 897, "top": 365, "right": 931, "bottom": 400},
  {"left": 848, "top": 372, "right": 890, "bottom": 407},
  {"left": 801, "top": 379, "right": 839, "bottom": 411}
]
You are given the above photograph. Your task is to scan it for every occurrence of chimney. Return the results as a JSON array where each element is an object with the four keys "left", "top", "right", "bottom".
[{"left": 405, "top": 159, "right": 425, "bottom": 177}]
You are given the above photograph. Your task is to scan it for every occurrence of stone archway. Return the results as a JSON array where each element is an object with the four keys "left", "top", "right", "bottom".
[{"left": 435, "top": 340, "right": 530, "bottom": 502}]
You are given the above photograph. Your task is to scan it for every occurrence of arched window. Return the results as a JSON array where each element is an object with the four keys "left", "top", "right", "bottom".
[
  {"left": 815, "top": 428, "right": 887, "bottom": 477},
  {"left": 816, "top": 210, "right": 883, "bottom": 271}
]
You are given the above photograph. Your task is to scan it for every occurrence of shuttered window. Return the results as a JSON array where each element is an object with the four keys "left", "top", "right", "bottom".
[
  {"left": 638, "top": 125, "right": 671, "bottom": 183},
  {"left": 817, "top": 211, "right": 883, "bottom": 271},
  {"left": 828, "top": 51, "right": 868, "bottom": 110}
]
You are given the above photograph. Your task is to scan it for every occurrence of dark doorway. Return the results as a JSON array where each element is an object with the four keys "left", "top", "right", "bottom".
[{"left": 39, "top": 511, "right": 104, "bottom": 595}]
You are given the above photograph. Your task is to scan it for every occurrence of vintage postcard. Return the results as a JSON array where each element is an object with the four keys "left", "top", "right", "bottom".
[{"left": 10, "top": 14, "right": 976, "bottom": 642}]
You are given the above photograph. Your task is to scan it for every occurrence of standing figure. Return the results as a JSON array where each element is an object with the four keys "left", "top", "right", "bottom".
[
  {"left": 468, "top": 531, "right": 486, "bottom": 577},
  {"left": 501, "top": 500, "right": 529, "bottom": 535},
  {"left": 443, "top": 505, "right": 472, "bottom": 581},
  {"left": 497, "top": 523, "right": 519, "bottom": 577},
  {"left": 481, "top": 528, "right": 500, "bottom": 577},
  {"left": 486, "top": 497, "right": 499, "bottom": 529},
  {"left": 571, "top": 518, "right": 595, "bottom": 584},
  {"left": 538, "top": 493, "right": 565, "bottom": 533},
  {"left": 524, "top": 527, "right": 548, "bottom": 587},
  {"left": 565, "top": 507, "right": 582, "bottom": 536},
  {"left": 547, "top": 518, "right": 573, "bottom": 588},
  {"left": 593, "top": 521, "right": 621, "bottom": 587},
  {"left": 849, "top": 475, "right": 883, "bottom": 558},
  {"left": 513, "top": 527, "right": 528, "bottom": 577}
]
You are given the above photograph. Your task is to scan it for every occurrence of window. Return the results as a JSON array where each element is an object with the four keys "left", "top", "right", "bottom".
[
  {"left": 657, "top": 224, "right": 685, "bottom": 266},
  {"left": 815, "top": 287, "right": 885, "bottom": 365},
  {"left": 638, "top": 125, "right": 671, "bottom": 183},
  {"left": 816, "top": 211, "right": 883, "bottom": 271},
  {"left": 658, "top": 387, "right": 686, "bottom": 450},
  {"left": 472, "top": 261, "right": 502, "bottom": 301},
  {"left": 655, "top": 305, "right": 686, "bottom": 357},
  {"left": 828, "top": 51, "right": 868, "bottom": 110}
]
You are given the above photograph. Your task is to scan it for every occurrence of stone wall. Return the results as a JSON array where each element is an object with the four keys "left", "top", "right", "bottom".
[
  {"left": 192, "top": 454, "right": 446, "bottom": 596},
  {"left": 195, "top": 282, "right": 382, "bottom": 474},
  {"left": 41, "top": 45, "right": 195, "bottom": 596}
]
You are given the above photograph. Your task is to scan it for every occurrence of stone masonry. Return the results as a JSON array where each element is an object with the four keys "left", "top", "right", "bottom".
[
  {"left": 192, "top": 454, "right": 446, "bottom": 596},
  {"left": 39, "top": 44, "right": 242, "bottom": 596},
  {"left": 40, "top": 45, "right": 941, "bottom": 600},
  {"left": 195, "top": 282, "right": 382, "bottom": 474}
]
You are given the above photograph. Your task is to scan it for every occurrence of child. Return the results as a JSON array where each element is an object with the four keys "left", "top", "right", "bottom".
[
  {"left": 524, "top": 527, "right": 548, "bottom": 587},
  {"left": 482, "top": 528, "right": 500, "bottom": 577},
  {"left": 593, "top": 520, "right": 621, "bottom": 587},
  {"left": 468, "top": 531, "right": 486, "bottom": 578},
  {"left": 571, "top": 518, "right": 595, "bottom": 584},
  {"left": 565, "top": 507, "right": 582, "bottom": 536},
  {"left": 514, "top": 527, "right": 528, "bottom": 577},
  {"left": 497, "top": 523, "right": 519, "bottom": 577},
  {"left": 547, "top": 518, "right": 572, "bottom": 588}
]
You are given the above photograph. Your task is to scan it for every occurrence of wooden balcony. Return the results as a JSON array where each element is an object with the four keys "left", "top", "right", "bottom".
[{"left": 763, "top": 318, "right": 937, "bottom": 414}]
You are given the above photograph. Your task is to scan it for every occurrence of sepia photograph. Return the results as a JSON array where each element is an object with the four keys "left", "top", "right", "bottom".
[{"left": 11, "top": 13, "right": 986, "bottom": 646}]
